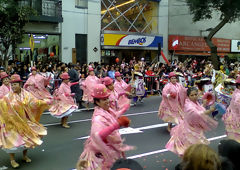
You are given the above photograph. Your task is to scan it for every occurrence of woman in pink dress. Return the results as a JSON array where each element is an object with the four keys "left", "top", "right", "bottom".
[
  {"left": 103, "top": 77, "right": 130, "bottom": 112},
  {"left": 24, "top": 67, "right": 52, "bottom": 100},
  {"left": 0, "top": 74, "right": 48, "bottom": 168},
  {"left": 222, "top": 76, "right": 240, "bottom": 142},
  {"left": 165, "top": 87, "right": 218, "bottom": 156},
  {"left": 114, "top": 72, "right": 131, "bottom": 96},
  {"left": 0, "top": 72, "right": 11, "bottom": 98},
  {"left": 158, "top": 72, "right": 187, "bottom": 131},
  {"left": 77, "top": 84, "right": 133, "bottom": 170},
  {"left": 49, "top": 73, "right": 78, "bottom": 128},
  {"left": 81, "top": 67, "right": 101, "bottom": 109}
]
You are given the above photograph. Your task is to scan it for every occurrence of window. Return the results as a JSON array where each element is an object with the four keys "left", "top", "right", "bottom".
[{"left": 75, "top": 0, "right": 88, "bottom": 8}]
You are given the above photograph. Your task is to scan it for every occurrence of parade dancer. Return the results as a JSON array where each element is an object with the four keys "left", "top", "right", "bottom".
[
  {"left": 130, "top": 71, "right": 147, "bottom": 106},
  {"left": 24, "top": 67, "right": 52, "bottom": 101},
  {"left": 222, "top": 76, "right": 240, "bottom": 142},
  {"left": 165, "top": 87, "right": 217, "bottom": 156},
  {"left": 49, "top": 73, "right": 78, "bottom": 128},
  {"left": 114, "top": 72, "right": 131, "bottom": 97},
  {"left": 81, "top": 67, "right": 101, "bottom": 109},
  {"left": 103, "top": 77, "right": 130, "bottom": 112},
  {"left": 158, "top": 72, "right": 186, "bottom": 132},
  {"left": 0, "top": 74, "right": 48, "bottom": 168},
  {"left": 76, "top": 84, "right": 133, "bottom": 170},
  {"left": 0, "top": 72, "right": 11, "bottom": 98}
]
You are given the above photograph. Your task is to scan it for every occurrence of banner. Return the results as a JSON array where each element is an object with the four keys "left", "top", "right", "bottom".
[
  {"left": 169, "top": 35, "right": 231, "bottom": 52},
  {"left": 231, "top": 40, "right": 240, "bottom": 52},
  {"left": 103, "top": 34, "right": 163, "bottom": 48}
]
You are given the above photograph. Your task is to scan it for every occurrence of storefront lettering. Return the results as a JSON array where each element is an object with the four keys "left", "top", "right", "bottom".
[{"left": 128, "top": 37, "right": 146, "bottom": 45}]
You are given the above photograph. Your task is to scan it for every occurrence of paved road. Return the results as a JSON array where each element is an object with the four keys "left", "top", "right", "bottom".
[{"left": 0, "top": 96, "right": 227, "bottom": 170}]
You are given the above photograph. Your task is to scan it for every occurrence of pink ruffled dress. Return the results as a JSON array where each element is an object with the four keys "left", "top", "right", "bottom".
[
  {"left": 114, "top": 79, "right": 129, "bottom": 95},
  {"left": 222, "top": 88, "right": 240, "bottom": 142},
  {"left": 24, "top": 74, "right": 52, "bottom": 100},
  {"left": 158, "top": 82, "right": 187, "bottom": 124},
  {"left": 81, "top": 75, "right": 101, "bottom": 103},
  {"left": 78, "top": 106, "right": 133, "bottom": 170},
  {"left": 165, "top": 98, "right": 218, "bottom": 156},
  {"left": 49, "top": 82, "right": 78, "bottom": 118},
  {"left": 0, "top": 84, "right": 11, "bottom": 99}
]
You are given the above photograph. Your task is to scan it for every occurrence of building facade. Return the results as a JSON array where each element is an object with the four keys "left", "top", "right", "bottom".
[
  {"left": 17, "top": 0, "right": 63, "bottom": 64},
  {"left": 168, "top": 0, "right": 240, "bottom": 61}
]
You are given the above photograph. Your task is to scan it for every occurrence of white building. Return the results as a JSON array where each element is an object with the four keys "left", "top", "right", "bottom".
[{"left": 61, "top": 0, "right": 169, "bottom": 64}]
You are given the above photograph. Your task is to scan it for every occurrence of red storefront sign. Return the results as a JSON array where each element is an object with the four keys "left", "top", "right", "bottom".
[{"left": 169, "top": 35, "right": 231, "bottom": 53}]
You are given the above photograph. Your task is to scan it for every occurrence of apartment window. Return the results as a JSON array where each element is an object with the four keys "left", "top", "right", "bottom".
[{"left": 75, "top": 0, "right": 88, "bottom": 8}]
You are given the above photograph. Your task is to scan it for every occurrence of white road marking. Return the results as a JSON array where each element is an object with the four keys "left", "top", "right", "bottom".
[
  {"left": 43, "top": 110, "right": 158, "bottom": 127},
  {"left": 208, "top": 135, "right": 227, "bottom": 141},
  {"left": 127, "top": 134, "right": 227, "bottom": 159},
  {"left": 75, "top": 123, "right": 167, "bottom": 140},
  {"left": 43, "top": 104, "right": 135, "bottom": 115},
  {"left": 127, "top": 149, "right": 168, "bottom": 159}
]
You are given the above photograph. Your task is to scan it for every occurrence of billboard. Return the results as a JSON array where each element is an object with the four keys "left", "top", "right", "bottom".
[
  {"left": 102, "top": 34, "right": 163, "bottom": 48},
  {"left": 231, "top": 40, "right": 240, "bottom": 52}
]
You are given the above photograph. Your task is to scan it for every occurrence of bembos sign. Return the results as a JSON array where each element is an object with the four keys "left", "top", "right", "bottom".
[{"left": 169, "top": 35, "right": 231, "bottom": 52}]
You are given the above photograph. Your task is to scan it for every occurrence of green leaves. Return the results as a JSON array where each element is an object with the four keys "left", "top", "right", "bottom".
[
  {"left": 0, "top": 0, "right": 35, "bottom": 66},
  {"left": 186, "top": 0, "right": 240, "bottom": 23}
]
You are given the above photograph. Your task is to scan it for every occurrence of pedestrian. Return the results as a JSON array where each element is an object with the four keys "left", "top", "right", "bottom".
[
  {"left": 175, "top": 144, "right": 221, "bottom": 170},
  {"left": 68, "top": 64, "right": 83, "bottom": 109},
  {"left": 76, "top": 84, "right": 133, "bottom": 170},
  {"left": 158, "top": 72, "right": 186, "bottom": 132},
  {"left": 49, "top": 72, "right": 78, "bottom": 128},
  {"left": 165, "top": 87, "right": 217, "bottom": 156}
]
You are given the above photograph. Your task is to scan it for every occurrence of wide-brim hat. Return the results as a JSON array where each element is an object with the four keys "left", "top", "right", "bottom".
[
  {"left": 224, "top": 78, "right": 236, "bottom": 84},
  {"left": 134, "top": 72, "right": 143, "bottom": 77},
  {"left": 175, "top": 72, "right": 183, "bottom": 77},
  {"left": 103, "top": 77, "right": 113, "bottom": 86},
  {"left": 115, "top": 71, "right": 122, "bottom": 77},
  {"left": 60, "top": 72, "right": 70, "bottom": 80},
  {"left": 111, "top": 159, "right": 143, "bottom": 170},
  {"left": 200, "top": 77, "right": 211, "bottom": 81},
  {"left": 0, "top": 72, "right": 9, "bottom": 79},
  {"left": 10, "top": 74, "right": 23, "bottom": 83},
  {"left": 91, "top": 84, "right": 110, "bottom": 99}
]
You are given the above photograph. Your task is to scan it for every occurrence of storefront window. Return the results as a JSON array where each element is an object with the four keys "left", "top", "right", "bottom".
[
  {"left": 101, "top": 0, "right": 158, "bottom": 34},
  {"left": 75, "top": 0, "right": 88, "bottom": 8},
  {"left": 16, "top": 34, "right": 60, "bottom": 63}
]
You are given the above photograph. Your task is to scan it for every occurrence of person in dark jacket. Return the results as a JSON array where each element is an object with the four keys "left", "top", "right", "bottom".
[
  {"left": 68, "top": 64, "right": 83, "bottom": 108},
  {"left": 218, "top": 139, "right": 240, "bottom": 170}
]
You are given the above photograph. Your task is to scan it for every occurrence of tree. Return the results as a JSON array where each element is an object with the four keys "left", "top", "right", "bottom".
[
  {"left": 0, "top": 0, "right": 35, "bottom": 68},
  {"left": 186, "top": 0, "right": 240, "bottom": 69}
]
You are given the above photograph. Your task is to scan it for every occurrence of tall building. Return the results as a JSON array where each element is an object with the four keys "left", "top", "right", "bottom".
[{"left": 17, "top": 0, "right": 63, "bottom": 63}]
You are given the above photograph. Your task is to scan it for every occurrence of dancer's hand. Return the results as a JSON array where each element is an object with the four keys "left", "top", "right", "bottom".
[
  {"left": 210, "top": 105, "right": 216, "bottom": 112},
  {"left": 65, "top": 93, "right": 70, "bottom": 97},
  {"left": 117, "top": 116, "right": 130, "bottom": 127},
  {"left": 70, "top": 93, "right": 75, "bottom": 97}
]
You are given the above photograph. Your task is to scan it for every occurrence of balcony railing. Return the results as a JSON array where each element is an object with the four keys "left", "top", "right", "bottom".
[{"left": 18, "top": 0, "right": 63, "bottom": 23}]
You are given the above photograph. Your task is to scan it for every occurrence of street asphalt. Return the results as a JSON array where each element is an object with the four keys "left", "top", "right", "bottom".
[{"left": 0, "top": 95, "right": 227, "bottom": 170}]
